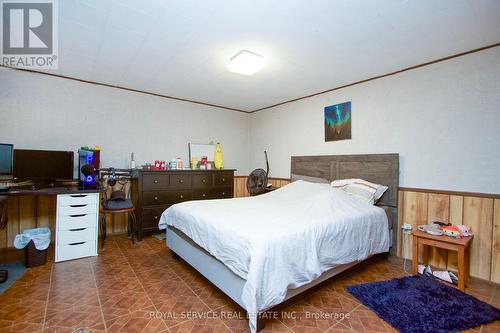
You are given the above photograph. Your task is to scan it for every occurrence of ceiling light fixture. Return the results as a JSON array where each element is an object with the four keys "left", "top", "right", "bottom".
[{"left": 226, "top": 50, "right": 267, "bottom": 76}]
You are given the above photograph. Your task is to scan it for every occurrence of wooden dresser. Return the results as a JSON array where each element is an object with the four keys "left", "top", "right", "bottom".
[{"left": 132, "top": 169, "right": 235, "bottom": 239}]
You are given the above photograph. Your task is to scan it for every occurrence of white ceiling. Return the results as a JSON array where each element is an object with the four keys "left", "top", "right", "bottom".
[{"left": 48, "top": 0, "right": 500, "bottom": 112}]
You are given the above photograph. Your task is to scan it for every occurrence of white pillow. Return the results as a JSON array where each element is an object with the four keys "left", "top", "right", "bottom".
[
  {"left": 331, "top": 178, "right": 388, "bottom": 204},
  {"left": 291, "top": 174, "right": 330, "bottom": 184}
]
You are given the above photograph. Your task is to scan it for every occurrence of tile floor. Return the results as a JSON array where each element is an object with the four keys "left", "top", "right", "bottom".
[{"left": 0, "top": 235, "right": 499, "bottom": 333}]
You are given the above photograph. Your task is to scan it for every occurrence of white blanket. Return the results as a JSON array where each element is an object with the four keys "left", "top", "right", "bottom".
[{"left": 159, "top": 180, "right": 389, "bottom": 332}]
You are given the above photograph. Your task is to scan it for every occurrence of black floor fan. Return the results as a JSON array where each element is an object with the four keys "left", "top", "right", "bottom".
[{"left": 247, "top": 151, "right": 269, "bottom": 196}]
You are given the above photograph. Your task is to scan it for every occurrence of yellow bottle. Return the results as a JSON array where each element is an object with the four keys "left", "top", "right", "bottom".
[{"left": 214, "top": 143, "right": 224, "bottom": 169}]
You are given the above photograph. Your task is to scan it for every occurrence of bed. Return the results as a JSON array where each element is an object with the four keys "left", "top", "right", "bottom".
[{"left": 159, "top": 153, "right": 399, "bottom": 332}]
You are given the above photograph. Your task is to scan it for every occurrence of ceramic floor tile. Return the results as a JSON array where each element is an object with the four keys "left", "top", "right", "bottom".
[{"left": 1, "top": 235, "right": 498, "bottom": 333}]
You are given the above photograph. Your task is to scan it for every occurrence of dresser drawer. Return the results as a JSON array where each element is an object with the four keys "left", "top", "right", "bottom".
[
  {"left": 58, "top": 203, "right": 97, "bottom": 216},
  {"left": 211, "top": 187, "right": 233, "bottom": 199},
  {"left": 193, "top": 189, "right": 212, "bottom": 200},
  {"left": 214, "top": 172, "right": 233, "bottom": 187},
  {"left": 58, "top": 193, "right": 98, "bottom": 206},
  {"left": 56, "top": 241, "right": 96, "bottom": 262},
  {"left": 143, "top": 190, "right": 193, "bottom": 206},
  {"left": 57, "top": 227, "right": 96, "bottom": 245},
  {"left": 192, "top": 174, "right": 212, "bottom": 189},
  {"left": 142, "top": 206, "right": 168, "bottom": 230},
  {"left": 167, "top": 190, "right": 192, "bottom": 204},
  {"left": 57, "top": 213, "right": 97, "bottom": 230},
  {"left": 142, "top": 174, "right": 169, "bottom": 190},
  {"left": 143, "top": 191, "right": 171, "bottom": 206},
  {"left": 169, "top": 174, "right": 192, "bottom": 190}
]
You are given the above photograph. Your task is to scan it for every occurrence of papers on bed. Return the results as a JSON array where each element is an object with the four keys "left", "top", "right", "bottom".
[{"left": 159, "top": 180, "right": 389, "bottom": 333}]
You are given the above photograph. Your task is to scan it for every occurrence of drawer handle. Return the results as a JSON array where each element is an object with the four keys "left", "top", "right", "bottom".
[
  {"left": 180, "top": 195, "right": 184, "bottom": 199},
  {"left": 202, "top": 179, "right": 206, "bottom": 183},
  {"left": 202, "top": 194, "right": 206, "bottom": 197},
  {"left": 69, "top": 241, "right": 86, "bottom": 246},
  {"left": 179, "top": 179, "right": 184, "bottom": 183},
  {"left": 70, "top": 204, "right": 87, "bottom": 208},
  {"left": 69, "top": 228, "right": 86, "bottom": 232},
  {"left": 222, "top": 192, "right": 225, "bottom": 196},
  {"left": 69, "top": 214, "right": 86, "bottom": 218},
  {"left": 154, "top": 196, "right": 158, "bottom": 201},
  {"left": 70, "top": 194, "right": 87, "bottom": 198},
  {"left": 222, "top": 178, "right": 225, "bottom": 182},
  {"left": 154, "top": 180, "right": 159, "bottom": 184},
  {"left": 154, "top": 216, "right": 158, "bottom": 220}
]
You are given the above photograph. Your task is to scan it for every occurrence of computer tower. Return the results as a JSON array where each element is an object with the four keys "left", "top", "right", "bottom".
[{"left": 78, "top": 148, "right": 100, "bottom": 189}]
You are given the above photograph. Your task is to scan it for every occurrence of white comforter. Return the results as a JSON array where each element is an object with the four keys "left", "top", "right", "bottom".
[{"left": 159, "top": 180, "right": 389, "bottom": 332}]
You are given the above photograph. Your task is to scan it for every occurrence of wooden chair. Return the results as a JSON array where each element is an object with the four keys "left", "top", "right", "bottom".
[{"left": 99, "top": 168, "right": 136, "bottom": 250}]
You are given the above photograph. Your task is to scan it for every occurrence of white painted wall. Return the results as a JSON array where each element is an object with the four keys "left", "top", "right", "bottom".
[
  {"left": 249, "top": 47, "right": 500, "bottom": 194},
  {"left": 0, "top": 69, "right": 250, "bottom": 176}
]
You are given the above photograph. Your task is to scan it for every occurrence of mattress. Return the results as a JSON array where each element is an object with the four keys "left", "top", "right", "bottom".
[{"left": 159, "top": 180, "right": 390, "bottom": 332}]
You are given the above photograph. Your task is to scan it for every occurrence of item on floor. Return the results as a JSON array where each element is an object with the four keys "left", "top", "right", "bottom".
[
  {"left": 152, "top": 233, "right": 166, "bottom": 241},
  {"left": 347, "top": 275, "right": 500, "bottom": 333},
  {"left": 247, "top": 150, "right": 269, "bottom": 196},
  {"left": 417, "top": 264, "right": 459, "bottom": 284},
  {"left": 99, "top": 168, "right": 136, "bottom": 249},
  {"left": 214, "top": 142, "right": 224, "bottom": 169},
  {"left": 0, "top": 262, "right": 26, "bottom": 294},
  {"left": 25, "top": 240, "right": 48, "bottom": 267},
  {"left": 0, "top": 270, "right": 7, "bottom": 283},
  {"left": 14, "top": 227, "right": 51, "bottom": 250}
]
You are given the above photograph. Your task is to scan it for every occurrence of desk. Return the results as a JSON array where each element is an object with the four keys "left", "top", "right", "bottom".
[
  {"left": 412, "top": 229, "right": 473, "bottom": 291},
  {"left": 0, "top": 186, "right": 104, "bottom": 262}
]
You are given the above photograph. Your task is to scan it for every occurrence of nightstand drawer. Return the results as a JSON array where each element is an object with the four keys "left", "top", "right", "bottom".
[
  {"left": 58, "top": 204, "right": 96, "bottom": 216},
  {"left": 57, "top": 213, "right": 97, "bottom": 230},
  {"left": 56, "top": 241, "right": 96, "bottom": 262},
  {"left": 57, "top": 227, "right": 96, "bottom": 245},
  {"left": 58, "top": 193, "right": 98, "bottom": 206}
]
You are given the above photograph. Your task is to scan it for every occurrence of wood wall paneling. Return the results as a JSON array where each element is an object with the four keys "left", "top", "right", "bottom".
[
  {"left": 427, "top": 193, "right": 450, "bottom": 268},
  {"left": 1, "top": 178, "right": 499, "bottom": 284},
  {"left": 491, "top": 199, "right": 500, "bottom": 283},
  {"left": 463, "top": 197, "right": 493, "bottom": 280},
  {"left": 447, "top": 195, "right": 464, "bottom": 271}
]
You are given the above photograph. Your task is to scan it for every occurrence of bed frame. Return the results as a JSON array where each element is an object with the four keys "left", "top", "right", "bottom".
[{"left": 166, "top": 153, "right": 399, "bottom": 331}]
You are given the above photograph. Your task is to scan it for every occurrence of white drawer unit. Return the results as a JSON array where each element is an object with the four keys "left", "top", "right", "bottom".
[{"left": 55, "top": 193, "right": 99, "bottom": 262}]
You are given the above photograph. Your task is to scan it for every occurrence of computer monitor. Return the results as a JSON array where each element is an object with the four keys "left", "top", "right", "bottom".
[
  {"left": 13, "top": 149, "right": 74, "bottom": 182},
  {"left": 0, "top": 143, "right": 13, "bottom": 176}
]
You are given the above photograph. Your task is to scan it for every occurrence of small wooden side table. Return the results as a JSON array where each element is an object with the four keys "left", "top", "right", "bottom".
[{"left": 412, "top": 229, "right": 473, "bottom": 291}]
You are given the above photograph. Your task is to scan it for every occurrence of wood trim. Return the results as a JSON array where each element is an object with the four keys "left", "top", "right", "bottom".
[
  {"left": 2, "top": 43, "right": 499, "bottom": 114},
  {"left": 250, "top": 42, "right": 500, "bottom": 113},
  {"left": 235, "top": 175, "right": 290, "bottom": 181},
  {"left": 399, "top": 187, "right": 500, "bottom": 199},
  {"left": 0, "top": 65, "right": 249, "bottom": 113}
]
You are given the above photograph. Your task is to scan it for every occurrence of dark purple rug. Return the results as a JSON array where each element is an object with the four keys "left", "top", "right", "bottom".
[{"left": 347, "top": 275, "right": 500, "bottom": 333}]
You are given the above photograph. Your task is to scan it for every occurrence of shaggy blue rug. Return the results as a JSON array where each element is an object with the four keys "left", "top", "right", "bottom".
[
  {"left": 347, "top": 275, "right": 500, "bottom": 333},
  {"left": 0, "top": 262, "right": 27, "bottom": 294}
]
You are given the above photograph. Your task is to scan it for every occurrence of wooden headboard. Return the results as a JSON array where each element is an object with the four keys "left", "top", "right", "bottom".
[{"left": 290, "top": 153, "right": 399, "bottom": 208}]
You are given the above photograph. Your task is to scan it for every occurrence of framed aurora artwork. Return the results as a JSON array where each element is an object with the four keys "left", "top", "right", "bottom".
[{"left": 324, "top": 101, "right": 351, "bottom": 141}]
